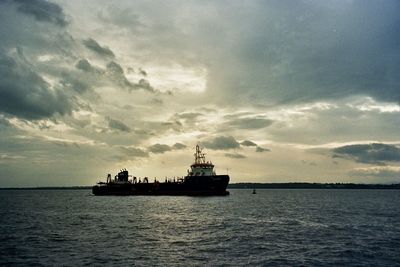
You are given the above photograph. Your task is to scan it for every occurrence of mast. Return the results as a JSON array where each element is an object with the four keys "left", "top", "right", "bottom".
[{"left": 194, "top": 145, "right": 206, "bottom": 164}]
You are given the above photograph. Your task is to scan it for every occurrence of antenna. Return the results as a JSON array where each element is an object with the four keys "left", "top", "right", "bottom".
[{"left": 194, "top": 144, "right": 206, "bottom": 164}]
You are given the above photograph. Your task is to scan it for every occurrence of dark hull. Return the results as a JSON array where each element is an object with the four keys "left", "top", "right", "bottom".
[{"left": 92, "top": 175, "right": 230, "bottom": 196}]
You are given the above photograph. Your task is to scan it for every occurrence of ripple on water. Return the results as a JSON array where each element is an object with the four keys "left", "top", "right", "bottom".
[{"left": 1, "top": 189, "right": 400, "bottom": 266}]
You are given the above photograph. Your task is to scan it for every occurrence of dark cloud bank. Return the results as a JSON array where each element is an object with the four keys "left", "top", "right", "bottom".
[
  {"left": 333, "top": 143, "right": 400, "bottom": 165},
  {"left": 202, "top": 1, "right": 400, "bottom": 105},
  {"left": 13, "top": 0, "right": 68, "bottom": 27},
  {"left": 0, "top": 0, "right": 77, "bottom": 120},
  {"left": 0, "top": 55, "right": 72, "bottom": 119}
]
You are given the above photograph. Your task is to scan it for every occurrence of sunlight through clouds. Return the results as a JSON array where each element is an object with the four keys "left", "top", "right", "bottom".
[{"left": 142, "top": 65, "right": 207, "bottom": 93}]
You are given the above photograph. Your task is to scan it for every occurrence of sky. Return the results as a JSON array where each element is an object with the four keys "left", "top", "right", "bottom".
[{"left": 1, "top": 0, "right": 400, "bottom": 187}]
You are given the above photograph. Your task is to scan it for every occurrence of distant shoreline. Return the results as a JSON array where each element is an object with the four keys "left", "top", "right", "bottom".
[
  {"left": 1, "top": 183, "right": 400, "bottom": 190},
  {"left": 0, "top": 186, "right": 92, "bottom": 190},
  {"left": 228, "top": 183, "right": 400, "bottom": 189}
]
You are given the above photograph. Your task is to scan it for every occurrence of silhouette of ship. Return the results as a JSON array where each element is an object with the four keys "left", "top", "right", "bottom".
[{"left": 92, "top": 145, "right": 230, "bottom": 196}]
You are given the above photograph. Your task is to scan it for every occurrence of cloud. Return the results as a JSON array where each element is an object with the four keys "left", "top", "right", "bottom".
[
  {"left": 106, "top": 61, "right": 154, "bottom": 92},
  {"left": 82, "top": 38, "right": 115, "bottom": 58},
  {"left": 172, "top": 143, "right": 186, "bottom": 150},
  {"left": 225, "top": 153, "right": 246, "bottom": 159},
  {"left": 0, "top": 55, "right": 73, "bottom": 119},
  {"left": 13, "top": 0, "right": 68, "bottom": 27},
  {"left": 226, "top": 117, "right": 273, "bottom": 129},
  {"left": 148, "top": 98, "right": 163, "bottom": 105},
  {"left": 106, "top": 61, "right": 133, "bottom": 88},
  {"left": 169, "top": 112, "right": 204, "bottom": 128},
  {"left": 0, "top": 153, "right": 26, "bottom": 163},
  {"left": 119, "top": 146, "right": 149, "bottom": 158},
  {"left": 135, "top": 78, "right": 154, "bottom": 92},
  {"left": 148, "top": 143, "right": 171, "bottom": 154},
  {"left": 140, "top": 0, "right": 399, "bottom": 106},
  {"left": 138, "top": 68, "right": 147, "bottom": 76},
  {"left": 301, "top": 160, "right": 317, "bottom": 166},
  {"left": 264, "top": 100, "right": 400, "bottom": 145},
  {"left": 60, "top": 72, "right": 92, "bottom": 94},
  {"left": 333, "top": 143, "right": 400, "bottom": 164},
  {"left": 349, "top": 166, "right": 400, "bottom": 179},
  {"left": 256, "top": 146, "right": 270, "bottom": 153},
  {"left": 106, "top": 117, "right": 131, "bottom": 132},
  {"left": 106, "top": 61, "right": 124, "bottom": 74},
  {"left": 97, "top": 5, "right": 143, "bottom": 31},
  {"left": 75, "top": 59, "right": 94, "bottom": 72},
  {"left": 0, "top": 116, "right": 11, "bottom": 128},
  {"left": 44, "top": 0, "right": 400, "bottom": 106},
  {"left": 202, "top": 136, "right": 240, "bottom": 150},
  {"left": 74, "top": 59, "right": 156, "bottom": 97},
  {"left": 240, "top": 140, "right": 257, "bottom": 147},
  {"left": 147, "top": 143, "right": 187, "bottom": 154},
  {"left": 74, "top": 59, "right": 154, "bottom": 96},
  {"left": 175, "top": 112, "right": 203, "bottom": 120}
]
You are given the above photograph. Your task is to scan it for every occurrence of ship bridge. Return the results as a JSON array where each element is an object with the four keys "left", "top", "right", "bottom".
[{"left": 188, "top": 145, "right": 216, "bottom": 176}]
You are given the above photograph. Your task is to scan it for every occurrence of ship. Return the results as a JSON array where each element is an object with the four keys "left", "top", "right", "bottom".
[{"left": 92, "top": 145, "right": 230, "bottom": 196}]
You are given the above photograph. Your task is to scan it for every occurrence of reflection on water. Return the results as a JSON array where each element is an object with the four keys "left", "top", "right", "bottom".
[{"left": 1, "top": 189, "right": 400, "bottom": 266}]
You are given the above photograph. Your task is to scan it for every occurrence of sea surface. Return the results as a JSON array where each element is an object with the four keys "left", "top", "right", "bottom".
[{"left": 1, "top": 189, "right": 400, "bottom": 266}]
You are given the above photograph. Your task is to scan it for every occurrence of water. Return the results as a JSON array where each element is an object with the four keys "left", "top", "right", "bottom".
[{"left": 1, "top": 189, "right": 400, "bottom": 266}]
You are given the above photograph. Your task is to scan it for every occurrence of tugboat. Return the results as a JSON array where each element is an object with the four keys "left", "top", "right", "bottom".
[{"left": 92, "top": 145, "right": 230, "bottom": 196}]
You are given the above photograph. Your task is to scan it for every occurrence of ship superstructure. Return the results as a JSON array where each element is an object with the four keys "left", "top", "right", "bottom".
[{"left": 188, "top": 145, "right": 216, "bottom": 176}]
